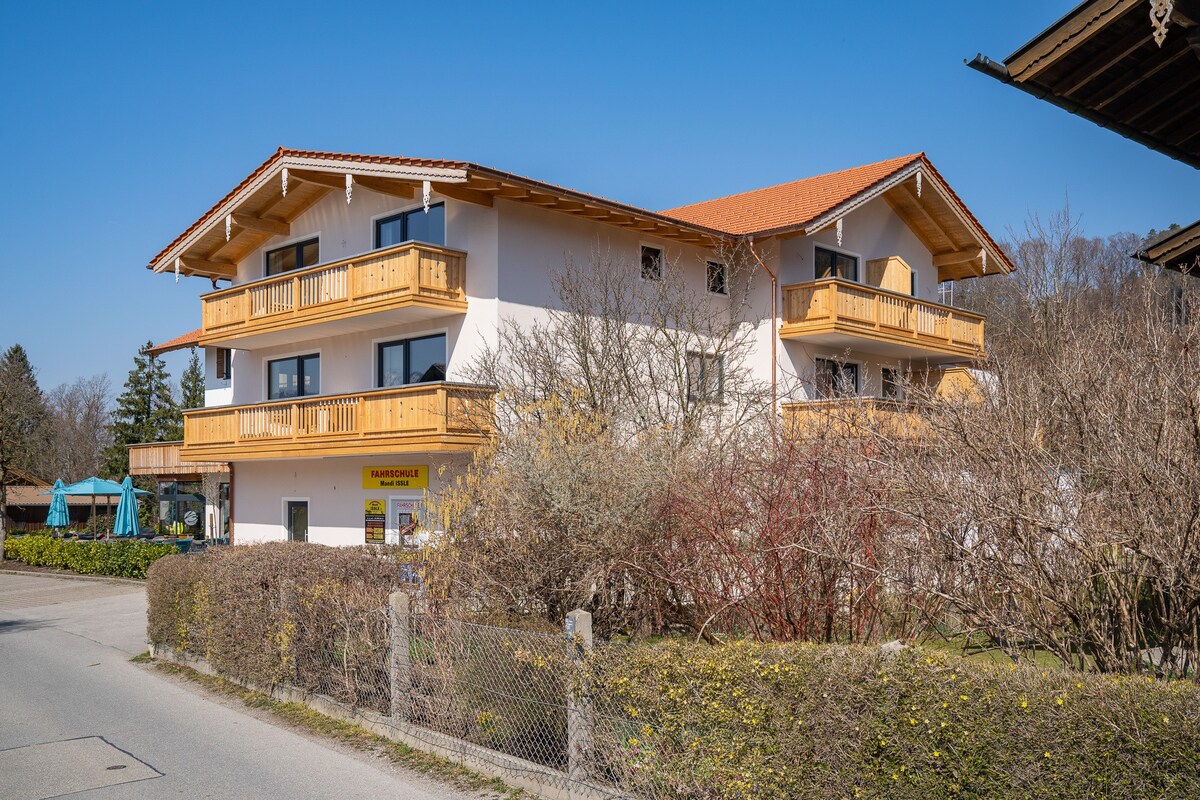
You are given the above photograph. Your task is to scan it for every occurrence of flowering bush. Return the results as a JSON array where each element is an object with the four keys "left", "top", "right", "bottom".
[{"left": 588, "top": 641, "right": 1200, "bottom": 799}]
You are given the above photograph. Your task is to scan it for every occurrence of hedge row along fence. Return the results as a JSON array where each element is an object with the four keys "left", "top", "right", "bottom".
[
  {"left": 4, "top": 533, "right": 177, "bottom": 579},
  {"left": 148, "top": 543, "right": 1200, "bottom": 799}
]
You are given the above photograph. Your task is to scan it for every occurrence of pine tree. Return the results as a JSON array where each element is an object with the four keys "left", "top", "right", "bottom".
[
  {"left": 0, "top": 344, "right": 51, "bottom": 559},
  {"left": 103, "top": 342, "right": 182, "bottom": 477},
  {"left": 180, "top": 349, "right": 205, "bottom": 411}
]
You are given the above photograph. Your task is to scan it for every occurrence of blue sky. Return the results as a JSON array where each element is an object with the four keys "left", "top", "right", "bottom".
[{"left": 0, "top": 1, "right": 1194, "bottom": 391}]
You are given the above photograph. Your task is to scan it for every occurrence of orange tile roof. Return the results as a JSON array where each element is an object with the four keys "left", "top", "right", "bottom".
[
  {"left": 662, "top": 154, "right": 923, "bottom": 235},
  {"left": 148, "top": 328, "right": 202, "bottom": 356}
]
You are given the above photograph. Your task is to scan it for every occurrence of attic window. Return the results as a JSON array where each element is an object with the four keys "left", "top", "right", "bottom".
[
  {"left": 707, "top": 261, "right": 727, "bottom": 295},
  {"left": 641, "top": 246, "right": 663, "bottom": 281}
]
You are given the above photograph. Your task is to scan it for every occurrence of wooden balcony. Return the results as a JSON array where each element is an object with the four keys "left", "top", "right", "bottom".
[
  {"left": 180, "top": 383, "right": 494, "bottom": 462},
  {"left": 783, "top": 398, "right": 927, "bottom": 439},
  {"left": 780, "top": 279, "right": 985, "bottom": 362},
  {"left": 128, "top": 441, "right": 228, "bottom": 477},
  {"left": 198, "top": 242, "right": 468, "bottom": 349}
]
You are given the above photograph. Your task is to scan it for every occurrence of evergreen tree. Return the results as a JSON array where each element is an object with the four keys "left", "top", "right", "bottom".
[
  {"left": 0, "top": 344, "right": 51, "bottom": 559},
  {"left": 103, "top": 342, "right": 182, "bottom": 477},
  {"left": 180, "top": 349, "right": 205, "bottom": 410}
]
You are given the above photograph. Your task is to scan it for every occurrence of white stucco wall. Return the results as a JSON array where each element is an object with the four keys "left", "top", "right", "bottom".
[
  {"left": 233, "top": 455, "right": 466, "bottom": 547},
  {"left": 207, "top": 182, "right": 962, "bottom": 543}
]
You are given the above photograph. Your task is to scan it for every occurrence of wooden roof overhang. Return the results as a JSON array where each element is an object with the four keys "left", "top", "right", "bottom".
[
  {"left": 148, "top": 149, "right": 730, "bottom": 281},
  {"left": 759, "top": 158, "right": 1013, "bottom": 282},
  {"left": 1138, "top": 219, "right": 1200, "bottom": 272},
  {"left": 968, "top": 0, "right": 1200, "bottom": 169}
]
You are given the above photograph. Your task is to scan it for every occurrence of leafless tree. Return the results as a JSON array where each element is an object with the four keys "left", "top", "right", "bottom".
[
  {"left": 882, "top": 208, "right": 1200, "bottom": 678},
  {"left": 42, "top": 374, "right": 112, "bottom": 481}
]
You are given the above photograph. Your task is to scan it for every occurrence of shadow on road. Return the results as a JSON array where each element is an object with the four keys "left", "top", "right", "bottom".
[{"left": 0, "top": 618, "right": 53, "bottom": 635}]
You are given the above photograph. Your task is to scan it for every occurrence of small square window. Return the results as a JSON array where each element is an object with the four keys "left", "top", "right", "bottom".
[
  {"left": 687, "top": 351, "right": 724, "bottom": 405},
  {"left": 815, "top": 246, "right": 858, "bottom": 282},
  {"left": 706, "top": 261, "right": 727, "bottom": 295},
  {"left": 641, "top": 246, "right": 663, "bottom": 281}
]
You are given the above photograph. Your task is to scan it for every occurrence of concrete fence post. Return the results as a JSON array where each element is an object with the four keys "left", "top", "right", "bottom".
[
  {"left": 389, "top": 590, "right": 412, "bottom": 724},
  {"left": 566, "top": 608, "right": 593, "bottom": 798}
]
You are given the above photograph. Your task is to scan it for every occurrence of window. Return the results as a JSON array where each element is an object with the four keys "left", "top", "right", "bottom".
[
  {"left": 938, "top": 280, "right": 955, "bottom": 306},
  {"left": 687, "top": 351, "right": 724, "bottom": 404},
  {"left": 815, "top": 246, "right": 858, "bottom": 282},
  {"left": 377, "top": 334, "right": 447, "bottom": 387},
  {"left": 215, "top": 348, "right": 231, "bottom": 381},
  {"left": 910, "top": 271, "right": 917, "bottom": 297},
  {"left": 265, "top": 237, "right": 319, "bottom": 277},
  {"left": 267, "top": 354, "right": 320, "bottom": 400},
  {"left": 286, "top": 500, "right": 308, "bottom": 543},
  {"left": 882, "top": 368, "right": 903, "bottom": 400},
  {"left": 375, "top": 203, "right": 446, "bottom": 248},
  {"left": 815, "top": 358, "right": 859, "bottom": 398},
  {"left": 706, "top": 261, "right": 727, "bottom": 295},
  {"left": 641, "top": 245, "right": 663, "bottom": 281}
]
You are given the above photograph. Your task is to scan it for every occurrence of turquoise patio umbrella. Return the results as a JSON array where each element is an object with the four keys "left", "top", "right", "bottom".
[
  {"left": 49, "top": 477, "right": 151, "bottom": 536},
  {"left": 112, "top": 477, "right": 141, "bottom": 538},
  {"left": 45, "top": 479, "right": 69, "bottom": 529}
]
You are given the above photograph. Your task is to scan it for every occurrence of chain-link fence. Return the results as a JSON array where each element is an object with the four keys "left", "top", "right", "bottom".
[{"left": 405, "top": 612, "right": 571, "bottom": 770}]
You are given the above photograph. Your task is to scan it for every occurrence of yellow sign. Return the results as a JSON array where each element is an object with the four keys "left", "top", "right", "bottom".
[
  {"left": 364, "top": 499, "right": 385, "bottom": 515},
  {"left": 362, "top": 466, "right": 428, "bottom": 490}
]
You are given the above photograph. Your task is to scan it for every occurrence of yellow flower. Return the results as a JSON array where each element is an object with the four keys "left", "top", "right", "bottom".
[
  {"left": 1056, "top": 697, "right": 1064, "bottom": 706},
  {"left": 960, "top": 695, "right": 969, "bottom": 701},
  {"left": 1044, "top": 752, "right": 1051, "bottom": 759},
  {"left": 933, "top": 750, "right": 941, "bottom": 757},
  {"left": 1020, "top": 700, "right": 1028, "bottom": 709}
]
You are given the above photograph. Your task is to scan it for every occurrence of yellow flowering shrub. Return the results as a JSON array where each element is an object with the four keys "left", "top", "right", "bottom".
[{"left": 587, "top": 641, "right": 1200, "bottom": 799}]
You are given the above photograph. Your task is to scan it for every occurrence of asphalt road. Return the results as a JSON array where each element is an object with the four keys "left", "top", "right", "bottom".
[{"left": 0, "top": 571, "right": 478, "bottom": 800}]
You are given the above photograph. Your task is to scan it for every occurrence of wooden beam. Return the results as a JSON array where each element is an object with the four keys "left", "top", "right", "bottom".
[
  {"left": 232, "top": 213, "right": 290, "bottom": 237},
  {"left": 932, "top": 248, "right": 984, "bottom": 268},
  {"left": 892, "top": 183, "right": 961, "bottom": 249},
  {"left": 180, "top": 256, "right": 237, "bottom": 277},
  {"left": 433, "top": 182, "right": 494, "bottom": 207},
  {"left": 353, "top": 175, "right": 416, "bottom": 199},
  {"left": 288, "top": 169, "right": 349, "bottom": 190}
]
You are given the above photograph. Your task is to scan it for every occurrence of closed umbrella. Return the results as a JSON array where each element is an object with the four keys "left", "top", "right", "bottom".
[
  {"left": 45, "top": 479, "right": 69, "bottom": 529},
  {"left": 112, "top": 477, "right": 141, "bottom": 538}
]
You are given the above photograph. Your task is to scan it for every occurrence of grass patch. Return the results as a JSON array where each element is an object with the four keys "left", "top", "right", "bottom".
[{"left": 140, "top": 656, "right": 521, "bottom": 798}]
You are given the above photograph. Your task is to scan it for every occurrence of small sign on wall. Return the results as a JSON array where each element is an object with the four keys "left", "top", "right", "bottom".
[
  {"left": 362, "top": 466, "right": 428, "bottom": 490},
  {"left": 364, "top": 499, "right": 386, "bottom": 544}
]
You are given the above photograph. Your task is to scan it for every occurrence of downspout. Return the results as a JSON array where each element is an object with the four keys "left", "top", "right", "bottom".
[{"left": 746, "top": 237, "right": 778, "bottom": 411}]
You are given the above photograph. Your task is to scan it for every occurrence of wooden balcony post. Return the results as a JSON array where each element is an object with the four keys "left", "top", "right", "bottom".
[
  {"left": 436, "top": 386, "right": 448, "bottom": 434},
  {"left": 410, "top": 251, "right": 421, "bottom": 297},
  {"left": 291, "top": 403, "right": 299, "bottom": 439},
  {"left": 243, "top": 287, "right": 252, "bottom": 324}
]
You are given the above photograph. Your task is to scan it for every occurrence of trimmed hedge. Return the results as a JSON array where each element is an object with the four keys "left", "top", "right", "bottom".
[
  {"left": 590, "top": 640, "right": 1200, "bottom": 799},
  {"left": 147, "top": 541, "right": 416, "bottom": 709},
  {"left": 147, "top": 544, "right": 1200, "bottom": 798},
  {"left": 3, "top": 533, "right": 177, "bottom": 579}
]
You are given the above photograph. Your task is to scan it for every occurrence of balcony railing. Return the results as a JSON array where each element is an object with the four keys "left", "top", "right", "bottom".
[
  {"left": 199, "top": 241, "right": 467, "bottom": 345},
  {"left": 782, "top": 397, "right": 926, "bottom": 439},
  {"left": 128, "top": 441, "right": 228, "bottom": 476},
  {"left": 180, "top": 383, "right": 494, "bottom": 462},
  {"left": 780, "top": 279, "right": 985, "bottom": 359}
]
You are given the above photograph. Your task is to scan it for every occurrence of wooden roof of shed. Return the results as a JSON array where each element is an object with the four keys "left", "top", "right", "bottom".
[{"left": 969, "top": 0, "right": 1200, "bottom": 169}]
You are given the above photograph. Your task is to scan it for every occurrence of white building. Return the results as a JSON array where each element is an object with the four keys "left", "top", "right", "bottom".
[{"left": 139, "top": 148, "right": 1010, "bottom": 546}]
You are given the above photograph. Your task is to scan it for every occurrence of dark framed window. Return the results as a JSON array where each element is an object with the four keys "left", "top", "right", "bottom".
[
  {"left": 375, "top": 203, "right": 446, "bottom": 248},
  {"left": 882, "top": 368, "right": 903, "bottom": 400},
  {"left": 377, "top": 333, "right": 447, "bottom": 387},
  {"left": 687, "top": 351, "right": 724, "bottom": 405},
  {"left": 215, "top": 348, "right": 232, "bottom": 381},
  {"left": 265, "top": 238, "right": 319, "bottom": 277},
  {"left": 706, "top": 261, "right": 727, "bottom": 295},
  {"left": 815, "top": 358, "right": 859, "bottom": 399},
  {"left": 267, "top": 354, "right": 320, "bottom": 400},
  {"left": 815, "top": 246, "right": 858, "bottom": 282},
  {"left": 641, "top": 245, "right": 663, "bottom": 281}
]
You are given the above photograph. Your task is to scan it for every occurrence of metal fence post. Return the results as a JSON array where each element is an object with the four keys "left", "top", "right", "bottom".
[
  {"left": 390, "top": 590, "right": 412, "bottom": 723},
  {"left": 566, "top": 608, "right": 593, "bottom": 797}
]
